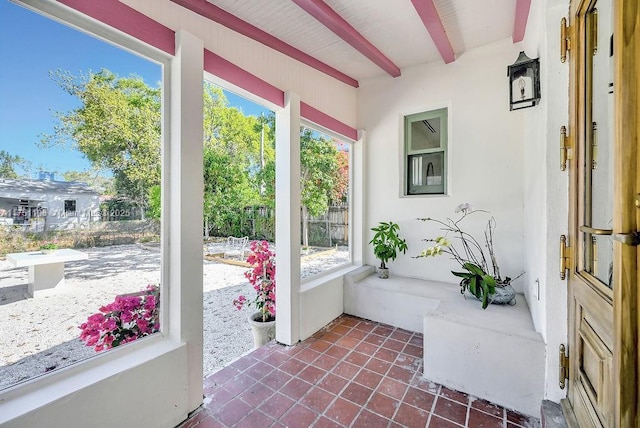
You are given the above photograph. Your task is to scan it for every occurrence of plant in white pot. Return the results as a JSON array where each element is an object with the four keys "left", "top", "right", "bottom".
[
  {"left": 416, "top": 203, "right": 523, "bottom": 309},
  {"left": 369, "top": 221, "right": 408, "bottom": 279},
  {"left": 233, "top": 240, "right": 276, "bottom": 348}
]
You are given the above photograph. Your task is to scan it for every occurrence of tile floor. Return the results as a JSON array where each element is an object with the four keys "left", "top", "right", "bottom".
[{"left": 178, "top": 315, "right": 540, "bottom": 428}]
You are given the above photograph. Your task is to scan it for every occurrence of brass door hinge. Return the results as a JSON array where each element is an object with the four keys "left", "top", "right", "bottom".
[
  {"left": 559, "top": 344, "right": 570, "bottom": 389},
  {"left": 560, "top": 235, "right": 572, "bottom": 280},
  {"left": 591, "top": 122, "right": 598, "bottom": 169},
  {"left": 561, "top": 17, "right": 572, "bottom": 63},
  {"left": 560, "top": 126, "right": 574, "bottom": 171}
]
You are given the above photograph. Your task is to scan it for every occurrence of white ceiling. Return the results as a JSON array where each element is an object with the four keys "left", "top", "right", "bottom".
[{"left": 204, "top": 0, "right": 520, "bottom": 82}]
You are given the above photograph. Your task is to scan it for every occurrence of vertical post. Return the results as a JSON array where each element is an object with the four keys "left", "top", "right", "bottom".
[
  {"left": 168, "top": 29, "right": 204, "bottom": 412},
  {"left": 351, "top": 130, "right": 366, "bottom": 265},
  {"left": 275, "top": 91, "right": 301, "bottom": 345}
]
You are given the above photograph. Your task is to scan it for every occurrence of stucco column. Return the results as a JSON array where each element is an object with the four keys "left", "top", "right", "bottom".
[
  {"left": 168, "top": 29, "right": 204, "bottom": 411},
  {"left": 352, "top": 130, "right": 366, "bottom": 266},
  {"left": 275, "top": 91, "right": 301, "bottom": 346}
]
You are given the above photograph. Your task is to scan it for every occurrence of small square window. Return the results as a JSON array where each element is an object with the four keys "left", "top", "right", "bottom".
[
  {"left": 64, "top": 199, "right": 77, "bottom": 216},
  {"left": 404, "top": 108, "right": 447, "bottom": 195}
]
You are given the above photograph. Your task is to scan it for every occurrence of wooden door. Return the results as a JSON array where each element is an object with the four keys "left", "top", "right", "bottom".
[{"left": 566, "top": 0, "right": 639, "bottom": 427}]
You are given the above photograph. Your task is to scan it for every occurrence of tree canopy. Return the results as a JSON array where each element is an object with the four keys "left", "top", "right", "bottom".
[
  {"left": 42, "top": 69, "right": 161, "bottom": 218},
  {"left": 0, "top": 150, "right": 27, "bottom": 179},
  {"left": 42, "top": 70, "right": 347, "bottom": 241}
]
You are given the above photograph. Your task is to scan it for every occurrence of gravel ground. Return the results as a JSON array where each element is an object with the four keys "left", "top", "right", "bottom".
[{"left": 0, "top": 243, "right": 349, "bottom": 391}]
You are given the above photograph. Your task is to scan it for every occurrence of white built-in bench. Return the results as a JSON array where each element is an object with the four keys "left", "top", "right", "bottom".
[{"left": 344, "top": 266, "right": 544, "bottom": 417}]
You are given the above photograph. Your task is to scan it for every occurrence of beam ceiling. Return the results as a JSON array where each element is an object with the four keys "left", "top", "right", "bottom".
[{"left": 291, "top": 0, "right": 401, "bottom": 77}]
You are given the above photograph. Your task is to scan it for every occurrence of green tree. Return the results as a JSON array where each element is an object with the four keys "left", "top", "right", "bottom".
[
  {"left": 0, "top": 150, "right": 27, "bottom": 178},
  {"left": 147, "top": 185, "right": 161, "bottom": 220},
  {"left": 62, "top": 169, "right": 114, "bottom": 194},
  {"left": 42, "top": 69, "right": 161, "bottom": 219},
  {"left": 202, "top": 84, "right": 275, "bottom": 236},
  {"left": 300, "top": 127, "right": 338, "bottom": 247}
]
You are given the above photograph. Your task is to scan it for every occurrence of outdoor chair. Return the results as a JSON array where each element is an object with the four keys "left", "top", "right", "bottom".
[{"left": 224, "top": 236, "right": 249, "bottom": 260}]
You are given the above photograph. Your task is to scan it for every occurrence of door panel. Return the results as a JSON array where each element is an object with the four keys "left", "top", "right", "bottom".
[
  {"left": 567, "top": 0, "right": 639, "bottom": 426},
  {"left": 568, "top": 0, "right": 614, "bottom": 427}
]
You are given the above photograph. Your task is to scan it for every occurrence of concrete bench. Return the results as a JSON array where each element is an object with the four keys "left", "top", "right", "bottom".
[
  {"left": 344, "top": 266, "right": 544, "bottom": 417},
  {"left": 6, "top": 249, "right": 89, "bottom": 297}
]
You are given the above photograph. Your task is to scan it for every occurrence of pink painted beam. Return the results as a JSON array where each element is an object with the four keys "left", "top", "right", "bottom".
[
  {"left": 205, "top": 51, "right": 357, "bottom": 140},
  {"left": 292, "top": 0, "right": 400, "bottom": 78},
  {"left": 170, "top": 0, "right": 358, "bottom": 88},
  {"left": 300, "top": 102, "right": 358, "bottom": 141},
  {"left": 204, "top": 50, "right": 285, "bottom": 108},
  {"left": 57, "top": 0, "right": 175, "bottom": 55},
  {"left": 410, "top": 0, "right": 455, "bottom": 64},
  {"left": 513, "top": 0, "right": 532, "bottom": 43}
]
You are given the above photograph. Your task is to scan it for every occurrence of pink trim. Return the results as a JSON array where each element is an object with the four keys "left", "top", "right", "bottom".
[
  {"left": 513, "top": 0, "right": 531, "bottom": 43},
  {"left": 204, "top": 50, "right": 285, "bottom": 108},
  {"left": 300, "top": 103, "right": 358, "bottom": 141},
  {"left": 57, "top": 0, "right": 175, "bottom": 55},
  {"left": 410, "top": 0, "right": 455, "bottom": 64},
  {"left": 170, "top": 0, "right": 358, "bottom": 88},
  {"left": 292, "top": 0, "right": 400, "bottom": 78},
  {"left": 204, "top": 51, "right": 356, "bottom": 139}
]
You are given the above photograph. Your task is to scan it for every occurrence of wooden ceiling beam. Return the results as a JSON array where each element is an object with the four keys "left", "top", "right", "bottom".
[
  {"left": 292, "top": 0, "right": 401, "bottom": 77},
  {"left": 410, "top": 0, "right": 455, "bottom": 64},
  {"left": 513, "top": 0, "right": 532, "bottom": 43},
  {"left": 170, "top": 0, "right": 359, "bottom": 87}
]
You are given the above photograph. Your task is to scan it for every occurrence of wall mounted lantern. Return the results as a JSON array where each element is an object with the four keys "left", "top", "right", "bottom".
[{"left": 508, "top": 51, "right": 541, "bottom": 110}]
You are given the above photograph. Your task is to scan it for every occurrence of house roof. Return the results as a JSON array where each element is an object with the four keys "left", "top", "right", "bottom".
[{"left": 0, "top": 178, "right": 99, "bottom": 196}]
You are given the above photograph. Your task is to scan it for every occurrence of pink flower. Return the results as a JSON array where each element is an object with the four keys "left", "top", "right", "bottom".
[
  {"left": 234, "top": 241, "right": 276, "bottom": 322},
  {"left": 78, "top": 285, "right": 160, "bottom": 352}
]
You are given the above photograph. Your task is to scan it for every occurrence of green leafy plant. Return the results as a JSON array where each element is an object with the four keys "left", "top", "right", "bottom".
[
  {"left": 417, "top": 204, "right": 521, "bottom": 309},
  {"left": 39, "top": 241, "right": 59, "bottom": 250},
  {"left": 369, "top": 221, "right": 408, "bottom": 270},
  {"left": 452, "top": 262, "right": 497, "bottom": 309}
]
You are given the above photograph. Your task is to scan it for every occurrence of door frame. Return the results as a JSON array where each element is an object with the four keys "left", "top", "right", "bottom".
[{"left": 566, "top": 0, "right": 639, "bottom": 426}]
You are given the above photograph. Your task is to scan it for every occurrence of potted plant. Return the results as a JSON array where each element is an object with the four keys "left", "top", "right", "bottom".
[
  {"left": 39, "top": 241, "right": 59, "bottom": 254},
  {"left": 233, "top": 240, "right": 276, "bottom": 348},
  {"left": 416, "top": 203, "right": 522, "bottom": 309},
  {"left": 369, "top": 221, "right": 408, "bottom": 279}
]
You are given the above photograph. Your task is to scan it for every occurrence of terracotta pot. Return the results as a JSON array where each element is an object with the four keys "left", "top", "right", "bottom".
[{"left": 248, "top": 312, "right": 276, "bottom": 348}]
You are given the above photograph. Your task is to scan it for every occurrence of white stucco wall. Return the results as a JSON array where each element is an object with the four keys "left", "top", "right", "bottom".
[
  {"left": 521, "top": 0, "right": 570, "bottom": 404},
  {"left": 358, "top": 38, "right": 526, "bottom": 290}
]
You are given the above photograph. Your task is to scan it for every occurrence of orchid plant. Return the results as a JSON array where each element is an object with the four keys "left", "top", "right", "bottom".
[
  {"left": 233, "top": 240, "right": 276, "bottom": 322},
  {"left": 79, "top": 285, "right": 160, "bottom": 351},
  {"left": 417, "top": 204, "right": 516, "bottom": 309}
]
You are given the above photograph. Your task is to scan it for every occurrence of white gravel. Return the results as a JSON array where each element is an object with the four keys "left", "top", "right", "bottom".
[{"left": 0, "top": 243, "right": 349, "bottom": 391}]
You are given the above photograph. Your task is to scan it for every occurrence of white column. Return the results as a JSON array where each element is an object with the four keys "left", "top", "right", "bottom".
[
  {"left": 168, "top": 30, "right": 204, "bottom": 411},
  {"left": 351, "top": 130, "right": 366, "bottom": 266},
  {"left": 275, "top": 91, "right": 301, "bottom": 345}
]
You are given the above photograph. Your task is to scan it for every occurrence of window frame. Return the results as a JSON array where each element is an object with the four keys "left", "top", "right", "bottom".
[{"left": 403, "top": 107, "right": 448, "bottom": 196}]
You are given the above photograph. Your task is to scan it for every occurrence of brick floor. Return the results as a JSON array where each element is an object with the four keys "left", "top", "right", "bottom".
[{"left": 178, "top": 315, "right": 540, "bottom": 428}]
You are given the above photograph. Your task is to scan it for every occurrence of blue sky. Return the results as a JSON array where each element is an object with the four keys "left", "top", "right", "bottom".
[{"left": 0, "top": 0, "right": 270, "bottom": 178}]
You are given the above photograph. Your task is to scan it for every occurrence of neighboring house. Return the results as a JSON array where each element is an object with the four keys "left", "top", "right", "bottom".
[{"left": 0, "top": 177, "right": 100, "bottom": 231}]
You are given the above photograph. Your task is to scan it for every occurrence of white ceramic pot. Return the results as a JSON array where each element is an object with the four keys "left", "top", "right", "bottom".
[{"left": 248, "top": 312, "right": 276, "bottom": 348}]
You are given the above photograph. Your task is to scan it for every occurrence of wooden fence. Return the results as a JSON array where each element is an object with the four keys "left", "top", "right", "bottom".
[{"left": 209, "top": 204, "right": 349, "bottom": 247}]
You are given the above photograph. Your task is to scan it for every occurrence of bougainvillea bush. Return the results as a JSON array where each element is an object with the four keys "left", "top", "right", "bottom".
[
  {"left": 79, "top": 285, "right": 160, "bottom": 351},
  {"left": 233, "top": 240, "right": 276, "bottom": 322}
]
